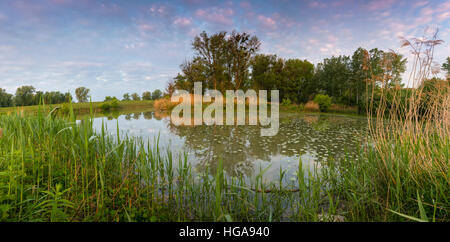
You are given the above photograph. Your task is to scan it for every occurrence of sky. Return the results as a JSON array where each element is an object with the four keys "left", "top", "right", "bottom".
[{"left": 0, "top": 0, "right": 449, "bottom": 101}]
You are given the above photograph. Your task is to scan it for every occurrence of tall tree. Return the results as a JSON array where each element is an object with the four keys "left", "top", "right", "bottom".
[
  {"left": 227, "top": 31, "right": 261, "bottom": 90},
  {"left": 442, "top": 57, "right": 450, "bottom": 79},
  {"left": 15, "top": 85, "right": 36, "bottom": 106},
  {"left": 152, "top": 89, "right": 162, "bottom": 100},
  {"left": 188, "top": 31, "right": 261, "bottom": 92},
  {"left": 75, "top": 87, "right": 90, "bottom": 103},
  {"left": 123, "top": 93, "right": 131, "bottom": 101},
  {"left": 131, "top": 93, "right": 140, "bottom": 101},
  {"left": 142, "top": 91, "right": 152, "bottom": 100},
  {"left": 0, "top": 88, "right": 13, "bottom": 107}
]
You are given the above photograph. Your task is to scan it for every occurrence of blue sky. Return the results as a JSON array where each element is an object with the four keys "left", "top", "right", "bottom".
[{"left": 0, "top": 0, "right": 449, "bottom": 101}]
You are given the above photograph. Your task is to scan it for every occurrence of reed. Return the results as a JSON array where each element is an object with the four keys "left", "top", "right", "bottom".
[
  {"left": 330, "top": 29, "right": 449, "bottom": 221},
  {"left": 0, "top": 102, "right": 339, "bottom": 221}
]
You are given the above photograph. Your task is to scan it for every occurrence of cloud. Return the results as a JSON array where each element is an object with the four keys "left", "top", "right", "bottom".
[
  {"left": 257, "top": 15, "right": 277, "bottom": 30},
  {"left": 413, "top": 1, "right": 429, "bottom": 8},
  {"left": 309, "top": 1, "right": 326, "bottom": 8},
  {"left": 173, "top": 16, "right": 192, "bottom": 27},
  {"left": 195, "top": 7, "right": 234, "bottom": 26},
  {"left": 366, "top": 0, "right": 395, "bottom": 11}
]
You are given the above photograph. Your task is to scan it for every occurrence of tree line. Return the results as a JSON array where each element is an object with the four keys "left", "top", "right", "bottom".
[
  {"left": 167, "top": 31, "right": 449, "bottom": 113},
  {"left": 0, "top": 86, "right": 72, "bottom": 107},
  {"left": 0, "top": 85, "right": 164, "bottom": 107}
]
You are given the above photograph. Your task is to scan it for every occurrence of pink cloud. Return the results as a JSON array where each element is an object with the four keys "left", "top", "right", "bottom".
[
  {"left": 257, "top": 15, "right": 277, "bottom": 30},
  {"left": 240, "top": 1, "right": 251, "bottom": 9},
  {"left": 309, "top": 1, "right": 326, "bottom": 8},
  {"left": 413, "top": 1, "right": 429, "bottom": 8},
  {"left": 437, "top": 12, "right": 450, "bottom": 22},
  {"left": 173, "top": 16, "right": 192, "bottom": 27},
  {"left": 195, "top": 7, "right": 234, "bottom": 25},
  {"left": 139, "top": 23, "right": 155, "bottom": 32},
  {"left": 149, "top": 4, "right": 170, "bottom": 17},
  {"left": 366, "top": 0, "right": 395, "bottom": 11}
]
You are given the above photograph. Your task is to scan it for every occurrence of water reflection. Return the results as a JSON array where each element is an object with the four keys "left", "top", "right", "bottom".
[{"left": 86, "top": 108, "right": 368, "bottom": 183}]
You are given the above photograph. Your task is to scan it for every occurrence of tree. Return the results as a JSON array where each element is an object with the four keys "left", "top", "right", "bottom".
[
  {"left": 443, "top": 57, "right": 450, "bottom": 79},
  {"left": 15, "top": 85, "right": 36, "bottom": 106},
  {"left": 314, "top": 94, "right": 332, "bottom": 112},
  {"left": 382, "top": 51, "right": 407, "bottom": 87},
  {"left": 75, "top": 87, "right": 90, "bottom": 103},
  {"left": 142, "top": 91, "right": 152, "bottom": 100},
  {"left": 281, "top": 58, "right": 314, "bottom": 103},
  {"left": 227, "top": 31, "right": 261, "bottom": 90},
  {"left": 0, "top": 88, "right": 13, "bottom": 107},
  {"left": 176, "top": 30, "right": 261, "bottom": 93},
  {"left": 165, "top": 79, "right": 176, "bottom": 97},
  {"left": 123, "top": 93, "right": 131, "bottom": 101},
  {"left": 104, "top": 96, "right": 118, "bottom": 102},
  {"left": 250, "top": 54, "right": 282, "bottom": 92},
  {"left": 33, "top": 91, "right": 44, "bottom": 105},
  {"left": 64, "top": 92, "right": 73, "bottom": 103},
  {"left": 314, "top": 55, "right": 352, "bottom": 101},
  {"left": 131, "top": 93, "right": 140, "bottom": 101},
  {"left": 152, "top": 89, "right": 162, "bottom": 100}
]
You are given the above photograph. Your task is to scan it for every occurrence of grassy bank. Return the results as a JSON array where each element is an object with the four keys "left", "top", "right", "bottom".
[
  {"left": 0, "top": 100, "right": 154, "bottom": 116},
  {"left": 154, "top": 97, "right": 360, "bottom": 116},
  {"left": 0, "top": 108, "right": 338, "bottom": 222},
  {"left": 0, "top": 103, "right": 447, "bottom": 222}
]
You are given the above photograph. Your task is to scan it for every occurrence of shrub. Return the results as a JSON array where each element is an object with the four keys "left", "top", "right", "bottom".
[
  {"left": 304, "top": 101, "right": 319, "bottom": 112},
  {"left": 154, "top": 98, "right": 177, "bottom": 111},
  {"left": 110, "top": 99, "right": 119, "bottom": 109},
  {"left": 282, "top": 97, "right": 291, "bottom": 105},
  {"left": 313, "top": 94, "right": 332, "bottom": 112},
  {"left": 100, "top": 102, "right": 110, "bottom": 111}
]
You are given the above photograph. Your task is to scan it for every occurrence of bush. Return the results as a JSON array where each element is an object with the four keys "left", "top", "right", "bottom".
[
  {"left": 304, "top": 101, "right": 319, "bottom": 112},
  {"left": 313, "top": 94, "right": 332, "bottom": 112},
  {"left": 100, "top": 102, "right": 110, "bottom": 111},
  {"left": 110, "top": 99, "right": 119, "bottom": 109},
  {"left": 282, "top": 97, "right": 291, "bottom": 105},
  {"left": 154, "top": 98, "right": 176, "bottom": 111}
]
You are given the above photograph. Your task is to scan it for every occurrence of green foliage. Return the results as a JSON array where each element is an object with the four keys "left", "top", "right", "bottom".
[
  {"left": 104, "top": 96, "right": 118, "bottom": 102},
  {"left": 142, "top": 91, "right": 152, "bottom": 100},
  {"left": 14, "top": 85, "right": 36, "bottom": 106},
  {"left": 152, "top": 89, "right": 162, "bottom": 100},
  {"left": 99, "top": 102, "right": 111, "bottom": 110},
  {"left": 174, "top": 31, "right": 260, "bottom": 93},
  {"left": 131, "top": 93, "right": 140, "bottom": 101},
  {"left": 100, "top": 99, "right": 119, "bottom": 111},
  {"left": 442, "top": 57, "right": 450, "bottom": 78},
  {"left": 0, "top": 88, "right": 13, "bottom": 107},
  {"left": 122, "top": 93, "right": 131, "bottom": 101},
  {"left": 281, "top": 97, "right": 291, "bottom": 105},
  {"left": 75, "top": 87, "right": 90, "bottom": 103},
  {"left": 313, "top": 94, "right": 332, "bottom": 112},
  {"left": 0, "top": 108, "right": 447, "bottom": 222},
  {"left": 110, "top": 99, "right": 119, "bottom": 109}
]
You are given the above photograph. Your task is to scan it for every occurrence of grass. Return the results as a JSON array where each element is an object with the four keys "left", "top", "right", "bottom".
[
  {"left": 0, "top": 99, "right": 447, "bottom": 221},
  {"left": 155, "top": 96, "right": 359, "bottom": 116},
  {"left": 0, "top": 103, "right": 340, "bottom": 222},
  {"left": 0, "top": 100, "right": 154, "bottom": 116},
  {"left": 0, "top": 34, "right": 447, "bottom": 222}
]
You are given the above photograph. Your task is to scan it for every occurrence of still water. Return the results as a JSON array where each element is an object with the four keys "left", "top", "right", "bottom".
[{"left": 84, "top": 108, "right": 368, "bottom": 183}]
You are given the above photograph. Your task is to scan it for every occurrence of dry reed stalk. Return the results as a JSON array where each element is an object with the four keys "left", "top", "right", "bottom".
[{"left": 366, "top": 28, "right": 449, "bottom": 184}]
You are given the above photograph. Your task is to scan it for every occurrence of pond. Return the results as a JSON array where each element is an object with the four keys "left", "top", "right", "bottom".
[{"left": 81, "top": 108, "right": 369, "bottom": 184}]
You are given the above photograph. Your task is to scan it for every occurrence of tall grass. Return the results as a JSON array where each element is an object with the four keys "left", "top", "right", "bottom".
[
  {"left": 0, "top": 102, "right": 343, "bottom": 222},
  {"left": 331, "top": 30, "right": 449, "bottom": 221}
]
